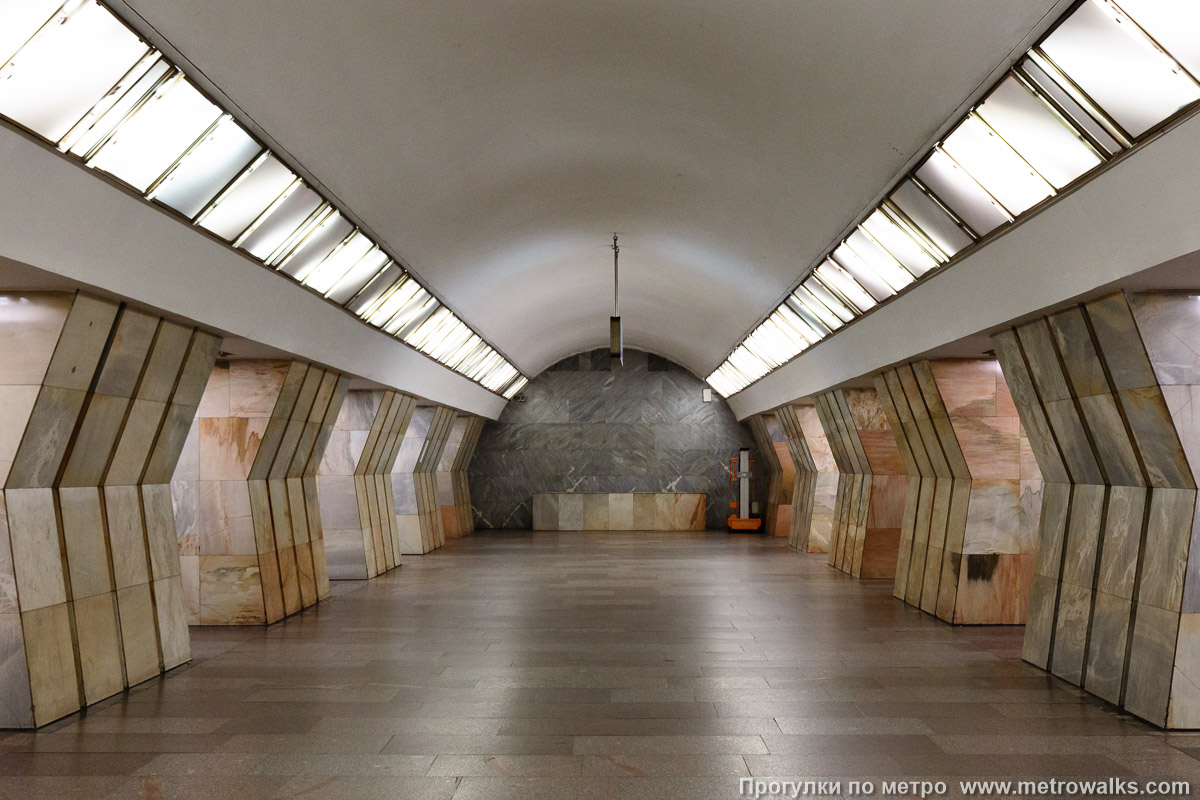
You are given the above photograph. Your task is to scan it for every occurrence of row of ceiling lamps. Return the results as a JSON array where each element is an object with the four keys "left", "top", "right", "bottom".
[
  {"left": 0, "top": 0, "right": 530, "bottom": 401},
  {"left": 707, "top": 0, "right": 1200, "bottom": 398}
]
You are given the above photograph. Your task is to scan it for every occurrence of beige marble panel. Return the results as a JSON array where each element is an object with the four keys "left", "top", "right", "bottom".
[
  {"left": 105, "top": 486, "right": 148, "bottom": 591},
  {"left": 137, "top": 321, "right": 194, "bottom": 404},
  {"left": 0, "top": 293, "right": 72, "bottom": 386},
  {"left": 5, "top": 487, "right": 65, "bottom": 611},
  {"left": 73, "top": 591, "right": 123, "bottom": 705},
  {"left": 1085, "top": 292, "right": 1158, "bottom": 392},
  {"left": 1078, "top": 393, "right": 1143, "bottom": 488},
  {"left": 1097, "top": 485, "right": 1146, "bottom": 600},
  {"left": 609, "top": 493, "right": 634, "bottom": 530},
  {"left": 6, "top": 386, "right": 88, "bottom": 489},
  {"left": 197, "top": 361, "right": 231, "bottom": 418},
  {"left": 42, "top": 294, "right": 118, "bottom": 392},
  {"left": 228, "top": 360, "right": 291, "bottom": 417},
  {"left": 1043, "top": 400, "right": 1104, "bottom": 485},
  {"left": 583, "top": 493, "right": 609, "bottom": 530},
  {"left": 143, "top": 402, "right": 203, "bottom": 485},
  {"left": 953, "top": 552, "right": 1023, "bottom": 625},
  {"left": 154, "top": 574, "right": 190, "bottom": 670},
  {"left": 1121, "top": 385, "right": 1195, "bottom": 490},
  {"left": 1022, "top": 572, "right": 1058, "bottom": 669},
  {"left": 1084, "top": 590, "right": 1132, "bottom": 705},
  {"left": 1138, "top": 487, "right": 1196, "bottom": 613},
  {"left": 961, "top": 479, "right": 1021, "bottom": 555},
  {"left": 115, "top": 584, "right": 158, "bottom": 687},
  {"left": 0, "top": 385, "right": 42, "bottom": 489},
  {"left": 1129, "top": 292, "right": 1200, "bottom": 387},
  {"left": 1048, "top": 307, "right": 1110, "bottom": 398},
  {"left": 1124, "top": 602, "right": 1178, "bottom": 728},
  {"left": 674, "top": 493, "right": 705, "bottom": 530},
  {"left": 198, "top": 416, "right": 268, "bottom": 482},
  {"left": 59, "top": 487, "right": 111, "bottom": 600},
  {"left": 22, "top": 602, "right": 79, "bottom": 726},
  {"left": 1016, "top": 319, "right": 1073, "bottom": 402},
  {"left": 633, "top": 492, "right": 656, "bottom": 531},
  {"left": 143, "top": 483, "right": 181, "bottom": 581},
  {"left": 1169, "top": 613, "right": 1200, "bottom": 728},
  {"left": 1060, "top": 484, "right": 1105, "bottom": 589},
  {"left": 198, "top": 555, "right": 265, "bottom": 625},
  {"left": 0, "top": 610, "right": 33, "bottom": 728},
  {"left": 951, "top": 416, "right": 1020, "bottom": 481},
  {"left": 1051, "top": 581, "right": 1092, "bottom": 685},
  {"left": 104, "top": 398, "right": 166, "bottom": 486},
  {"left": 179, "top": 554, "right": 199, "bottom": 624},
  {"left": 559, "top": 493, "right": 584, "bottom": 531},
  {"left": 59, "top": 394, "right": 130, "bottom": 488}
]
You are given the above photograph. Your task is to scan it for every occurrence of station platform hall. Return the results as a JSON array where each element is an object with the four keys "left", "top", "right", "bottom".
[{"left": 4, "top": 1, "right": 1200, "bottom": 798}]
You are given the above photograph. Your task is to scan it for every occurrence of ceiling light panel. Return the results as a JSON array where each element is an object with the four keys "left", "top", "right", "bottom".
[
  {"left": 236, "top": 185, "right": 323, "bottom": 261},
  {"left": 975, "top": 75, "right": 1103, "bottom": 189},
  {"left": 887, "top": 181, "right": 973, "bottom": 259},
  {"left": 196, "top": 154, "right": 296, "bottom": 241},
  {"left": 1116, "top": 0, "right": 1200, "bottom": 80},
  {"left": 1018, "top": 56, "right": 1126, "bottom": 155},
  {"left": 1039, "top": 0, "right": 1199, "bottom": 138},
  {"left": 0, "top": 1, "right": 526, "bottom": 397},
  {"left": 0, "top": 0, "right": 63, "bottom": 66},
  {"left": 148, "top": 116, "right": 263, "bottom": 218},
  {"left": 325, "top": 249, "right": 391, "bottom": 304},
  {"left": 941, "top": 115, "right": 1055, "bottom": 215},
  {"left": 302, "top": 230, "right": 375, "bottom": 294},
  {"left": 915, "top": 150, "right": 1012, "bottom": 236},
  {"left": 86, "top": 75, "right": 222, "bottom": 191},
  {"left": 0, "top": 0, "right": 150, "bottom": 142}
]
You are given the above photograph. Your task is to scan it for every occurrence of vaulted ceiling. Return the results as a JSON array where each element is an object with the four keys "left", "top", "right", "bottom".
[{"left": 114, "top": 0, "right": 1061, "bottom": 378}]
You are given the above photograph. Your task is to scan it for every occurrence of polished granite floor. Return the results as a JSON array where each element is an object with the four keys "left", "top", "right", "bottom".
[{"left": 3, "top": 531, "right": 1200, "bottom": 799}]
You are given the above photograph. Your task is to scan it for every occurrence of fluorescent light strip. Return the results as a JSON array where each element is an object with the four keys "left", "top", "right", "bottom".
[
  {"left": 0, "top": 0, "right": 525, "bottom": 397},
  {"left": 706, "top": 0, "right": 1200, "bottom": 397}
]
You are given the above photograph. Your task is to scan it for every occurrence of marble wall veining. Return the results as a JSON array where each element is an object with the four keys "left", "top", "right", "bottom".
[
  {"left": 750, "top": 412, "right": 796, "bottom": 538},
  {"left": 532, "top": 492, "right": 706, "bottom": 531},
  {"left": 992, "top": 291, "right": 1200, "bottom": 728},
  {"left": 436, "top": 415, "right": 484, "bottom": 540},
  {"left": 317, "top": 390, "right": 415, "bottom": 580},
  {"left": 392, "top": 405, "right": 456, "bottom": 554},
  {"left": 775, "top": 404, "right": 836, "bottom": 553},
  {"left": 0, "top": 291, "right": 220, "bottom": 728},
  {"left": 875, "top": 359, "right": 1041, "bottom": 625},
  {"left": 172, "top": 359, "right": 348, "bottom": 626},
  {"left": 815, "top": 389, "right": 905, "bottom": 579},
  {"left": 468, "top": 349, "right": 759, "bottom": 531}
]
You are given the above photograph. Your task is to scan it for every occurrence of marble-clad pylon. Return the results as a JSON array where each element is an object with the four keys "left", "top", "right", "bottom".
[
  {"left": 776, "top": 404, "right": 836, "bottom": 553},
  {"left": 749, "top": 413, "right": 796, "bottom": 538},
  {"left": 993, "top": 291, "right": 1200, "bottom": 728},
  {"left": 172, "top": 359, "right": 348, "bottom": 625},
  {"left": 815, "top": 389, "right": 905, "bottom": 578},
  {"left": 0, "top": 291, "right": 220, "bottom": 727},
  {"left": 875, "top": 360, "right": 1041, "bottom": 624},
  {"left": 437, "top": 415, "right": 484, "bottom": 539},
  {"left": 318, "top": 390, "right": 415, "bottom": 579},
  {"left": 393, "top": 406, "right": 456, "bottom": 554}
]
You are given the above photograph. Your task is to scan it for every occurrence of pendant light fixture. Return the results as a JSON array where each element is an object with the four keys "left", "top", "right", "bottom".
[{"left": 610, "top": 234, "right": 623, "bottom": 366}]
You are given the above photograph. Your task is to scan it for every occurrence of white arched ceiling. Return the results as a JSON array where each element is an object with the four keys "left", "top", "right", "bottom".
[{"left": 114, "top": 0, "right": 1060, "bottom": 378}]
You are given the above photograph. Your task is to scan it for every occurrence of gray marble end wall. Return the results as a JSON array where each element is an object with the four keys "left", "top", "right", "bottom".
[
  {"left": 0, "top": 291, "right": 220, "bottom": 728},
  {"left": 468, "top": 349, "right": 757, "bottom": 531},
  {"left": 317, "top": 390, "right": 415, "bottom": 580},
  {"left": 992, "top": 291, "right": 1200, "bottom": 728}
]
